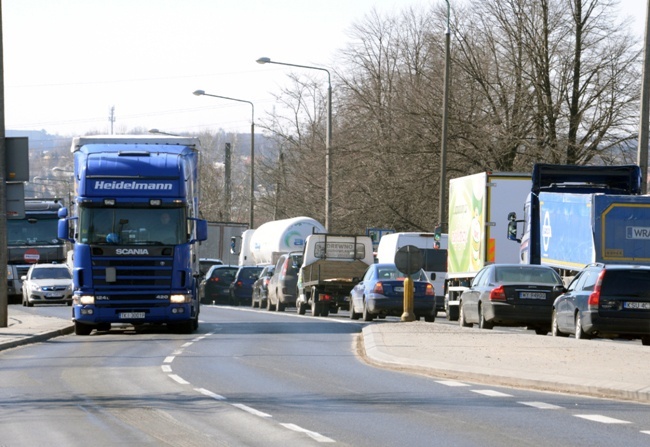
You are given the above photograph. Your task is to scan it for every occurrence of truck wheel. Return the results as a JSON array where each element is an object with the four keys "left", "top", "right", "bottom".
[
  {"left": 74, "top": 322, "right": 93, "bottom": 336},
  {"left": 362, "top": 300, "right": 374, "bottom": 322},
  {"left": 297, "top": 300, "right": 306, "bottom": 315},
  {"left": 321, "top": 307, "right": 329, "bottom": 317},
  {"left": 311, "top": 300, "right": 320, "bottom": 317}
]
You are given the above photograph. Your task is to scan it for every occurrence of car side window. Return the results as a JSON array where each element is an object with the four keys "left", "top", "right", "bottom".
[
  {"left": 471, "top": 269, "right": 487, "bottom": 288},
  {"left": 566, "top": 272, "right": 584, "bottom": 292},
  {"left": 580, "top": 270, "right": 598, "bottom": 292}
]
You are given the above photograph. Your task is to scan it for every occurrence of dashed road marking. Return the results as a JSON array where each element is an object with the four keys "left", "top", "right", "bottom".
[
  {"left": 281, "top": 423, "right": 336, "bottom": 443},
  {"left": 519, "top": 401, "right": 563, "bottom": 410},
  {"left": 161, "top": 365, "right": 172, "bottom": 373},
  {"left": 471, "top": 389, "right": 513, "bottom": 397},
  {"left": 575, "top": 415, "right": 631, "bottom": 424},
  {"left": 231, "top": 403, "right": 272, "bottom": 418},
  {"left": 195, "top": 387, "right": 226, "bottom": 400},
  {"left": 436, "top": 380, "right": 470, "bottom": 387},
  {"left": 169, "top": 374, "right": 189, "bottom": 385},
  {"left": 163, "top": 356, "right": 175, "bottom": 363}
]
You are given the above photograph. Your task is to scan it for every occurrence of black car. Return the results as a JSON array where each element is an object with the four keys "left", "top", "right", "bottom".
[
  {"left": 229, "top": 266, "right": 263, "bottom": 305},
  {"left": 459, "top": 264, "right": 565, "bottom": 334},
  {"left": 251, "top": 265, "right": 275, "bottom": 308},
  {"left": 198, "top": 265, "right": 238, "bottom": 304},
  {"left": 552, "top": 263, "right": 650, "bottom": 345},
  {"left": 199, "top": 258, "right": 223, "bottom": 281}
]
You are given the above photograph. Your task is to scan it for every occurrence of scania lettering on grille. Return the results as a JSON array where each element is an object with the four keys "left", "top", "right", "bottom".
[
  {"left": 116, "top": 248, "right": 149, "bottom": 255},
  {"left": 94, "top": 180, "right": 173, "bottom": 190}
]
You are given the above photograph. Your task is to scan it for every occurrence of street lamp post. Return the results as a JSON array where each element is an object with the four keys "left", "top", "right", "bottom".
[
  {"left": 256, "top": 57, "right": 332, "bottom": 231},
  {"left": 193, "top": 90, "right": 255, "bottom": 228},
  {"left": 439, "top": 1, "right": 451, "bottom": 233}
]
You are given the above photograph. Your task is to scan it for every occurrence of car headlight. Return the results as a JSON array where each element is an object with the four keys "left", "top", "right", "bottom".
[
  {"left": 7, "top": 266, "right": 13, "bottom": 280},
  {"left": 31, "top": 284, "right": 42, "bottom": 292}
]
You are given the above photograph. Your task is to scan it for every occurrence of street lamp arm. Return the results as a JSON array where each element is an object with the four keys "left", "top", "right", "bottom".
[
  {"left": 256, "top": 57, "right": 330, "bottom": 86},
  {"left": 193, "top": 90, "right": 254, "bottom": 122}
]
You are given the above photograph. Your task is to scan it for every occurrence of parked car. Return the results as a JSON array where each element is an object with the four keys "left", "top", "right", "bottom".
[
  {"left": 251, "top": 265, "right": 275, "bottom": 308},
  {"left": 229, "top": 266, "right": 263, "bottom": 305},
  {"left": 349, "top": 263, "right": 436, "bottom": 322},
  {"left": 21, "top": 263, "right": 73, "bottom": 307},
  {"left": 267, "top": 252, "right": 303, "bottom": 311},
  {"left": 199, "top": 258, "right": 223, "bottom": 281},
  {"left": 552, "top": 263, "right": 650, "bottom": 345},
  {"left": 198, "top": 265, "right": 238, "bottom": 304},
  {"left": 458, "top": 264, "right": 565, "bottom": 334}
]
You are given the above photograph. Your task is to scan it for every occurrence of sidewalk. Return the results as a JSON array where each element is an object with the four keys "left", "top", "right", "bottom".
[
  {"left": 362, "top": 322, "right": 650, "bottom": 403},
  {"left": 2, "top": 307, "right": 649, "bottom": 403},
  {"left": 0, "top": 307, "right": 74, "bottom": 351}
]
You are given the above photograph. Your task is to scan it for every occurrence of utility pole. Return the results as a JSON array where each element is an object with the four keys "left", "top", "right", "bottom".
[
  {"left": 224, "top": 143, "right": 231, "bottom": 221},
  {"left": 638, "top": 0, "right": 650, "bottom": 194},
  {"left": 109, "top": 106, "right": 116, "bottom": 135},
  {"left": 0, "top": 2, "right": 8, "bottom": 327}
]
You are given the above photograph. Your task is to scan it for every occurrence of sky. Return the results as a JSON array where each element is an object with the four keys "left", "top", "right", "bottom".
[{"left": 2, "top": 0, "right": 647, "bottom": 137}]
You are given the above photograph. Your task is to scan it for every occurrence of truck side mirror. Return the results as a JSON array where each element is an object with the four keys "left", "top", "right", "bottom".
[
  {"left": 507, "top": 214, "right": 520, "bottom": 243},
  {"left": 230, "top": 236, "right": 240, "bottom": 255}
]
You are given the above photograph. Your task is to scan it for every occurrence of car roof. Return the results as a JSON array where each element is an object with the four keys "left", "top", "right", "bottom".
[
  {"left": 31, "top": 263, "right": 69, "bottom": 269},
  {"left": 586, "top": 263, "right": 650, "bottom": 271}
]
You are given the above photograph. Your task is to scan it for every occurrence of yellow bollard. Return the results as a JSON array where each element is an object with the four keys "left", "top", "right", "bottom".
[{"left": 401, "top": 276, "right": 415, "bottom": 322}]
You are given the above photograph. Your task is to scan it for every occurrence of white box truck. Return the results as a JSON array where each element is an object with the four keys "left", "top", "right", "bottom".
[
  {"left": 376, "top": 232, "right": 448, "bottom": 313},
  {"left": 445, "top": 171, "right": 531, "bottom": 320}
]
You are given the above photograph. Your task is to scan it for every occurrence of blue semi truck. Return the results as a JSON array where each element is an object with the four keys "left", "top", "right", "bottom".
[
  {"left": 58, "top": 136, "right": 208, "bottom": 335},
  {"left": 507, "top": 164, "right": 650, "bottom": 280}
]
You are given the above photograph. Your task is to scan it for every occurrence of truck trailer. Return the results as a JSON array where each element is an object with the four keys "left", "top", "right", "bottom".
[
  {"left": 508, "top": 164, "right": 650, "bottom": 280},
  {"left": 58, "top": 135, "right": 208, "bottom": 335},
  {"left": 445, "top": 171, "right": 532, "bottom": 320}
]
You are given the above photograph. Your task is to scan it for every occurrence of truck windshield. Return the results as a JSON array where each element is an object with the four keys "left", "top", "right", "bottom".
[
  {"left": 7, "top": 217, "right": 61, "bottom": 246},
  {"left": 78, "top": 207, "right": 186, "bottom": 245}
]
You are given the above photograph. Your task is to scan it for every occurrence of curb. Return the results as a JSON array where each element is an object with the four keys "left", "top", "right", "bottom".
[{"left": 0, "top": 325, "right": 75, "bottom": 352}]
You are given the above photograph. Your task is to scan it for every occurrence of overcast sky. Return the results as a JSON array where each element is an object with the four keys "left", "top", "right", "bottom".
[{"left": 2, "top": 0, "right": 646, "bottom": 137}]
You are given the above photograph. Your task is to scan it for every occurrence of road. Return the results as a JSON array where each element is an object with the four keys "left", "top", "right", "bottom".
[{"left": 2, "top": 305, "right": 650, "bottom": 446}]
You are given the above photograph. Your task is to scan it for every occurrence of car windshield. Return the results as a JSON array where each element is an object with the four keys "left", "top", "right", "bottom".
[
  {"left": 495, "top": 267, "right": 559, "bottom": 284},
  {"left": 31, "top": 267, "right": 71, "bottom": 280},
  {"left": 78, "top": 207, "right": 187, "bottom": 245}
]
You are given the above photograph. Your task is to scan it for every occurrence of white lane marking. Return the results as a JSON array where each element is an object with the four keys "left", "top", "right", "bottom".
[
  {"left": 641, "top": 431, "right": 650, "bottom": 435},
  {"left": 169, "top": 374, "right": 189, "bottom": 385},
  {"left": 436, "top": 380, "right": 470, "bottom": 387},
  {"left": 519, "top": 401, "right": 563, "bottom": 410},
  {"left": 161, "top": 365, "right": 172, "bottom": 373},
  {"left": 471, "top": 390, "right": 513, "bottom": 397},
  {"left": 163, "top": 356, "right": 175, "bottom": 363},
  {"left": 281, "top": 423, "right": 336, "bottom": 443},
  {"left": 181, "top": 342, "right": 193, "bottom": 348},
  {"left": 231, "top": 403, "right": 272, "bottom": 418},
  {"left": 172, "top": 350, "right": 183, "bottom": 355},
  {"left": 575, "top": 415, "right": 631, "bottom": 424},
  {"left": 195, "top": 387, "right": 226, "bottom": 400}
]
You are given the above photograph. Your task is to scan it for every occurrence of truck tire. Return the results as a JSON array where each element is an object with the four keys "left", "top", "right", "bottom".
[
  {"left": 297, "top": 300, "right": 306, "bottom": 315},
  {"left": 311, "top": 287, "right": 320, "bottom": 316},
  {"left": 74, "top": 322, "right": 93, "bottom": 336}
]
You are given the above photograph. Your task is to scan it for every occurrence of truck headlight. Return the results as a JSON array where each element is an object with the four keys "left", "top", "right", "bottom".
[
  {"left": 78, "top": 295, "right": 95, "bottom": 305},
  {"left": 6, "top": 266, "right": 12, "bottom": 280},
  {"left": 170, "top": 294, "right": 191, "bottom": 303}
]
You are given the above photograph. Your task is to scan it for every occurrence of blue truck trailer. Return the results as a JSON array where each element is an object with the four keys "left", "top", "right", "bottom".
[
  {"left": 58, "top": 136, "right": 208, "bottom": 335},
  {"left": 507, "top": 164, "right": 650, "bottom": 279}
]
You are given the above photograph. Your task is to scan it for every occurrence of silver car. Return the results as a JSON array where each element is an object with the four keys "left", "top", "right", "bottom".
[{"left": 21, "top": 263, "right": 73, "bottom": 307}]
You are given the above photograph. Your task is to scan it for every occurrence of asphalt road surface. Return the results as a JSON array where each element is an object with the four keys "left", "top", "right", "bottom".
[{"left": 2, "top": 305, "right": 649, "bottom": 446}]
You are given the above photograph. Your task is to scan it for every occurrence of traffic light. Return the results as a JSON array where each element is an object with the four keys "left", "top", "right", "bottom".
[{"left": 433, "top": 225, "right": 442, "bottom": 249}]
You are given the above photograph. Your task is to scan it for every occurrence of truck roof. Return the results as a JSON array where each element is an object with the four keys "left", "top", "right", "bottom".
[
  {"left": 532, "top": 164, "right": 641, "bottom": 195},
  {"left": 71, "top": 135, "right": 199, "bottom": 154}
]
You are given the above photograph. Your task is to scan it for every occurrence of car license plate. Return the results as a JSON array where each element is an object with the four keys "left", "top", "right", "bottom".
[
  {"left": 520, "top": 292, "right": 546, "bottom": 299},
  {"left": 394, "top": 286, "right": 404, "bottom": 293},
  {"left": 624, "top": 301, "right": 650, "bottom": 310},
  {"left": 119, "top": 312, "right": 145, "bottom": 319},
  {"left": 45, "top": 293, "right": 63, "bottom": 298}
]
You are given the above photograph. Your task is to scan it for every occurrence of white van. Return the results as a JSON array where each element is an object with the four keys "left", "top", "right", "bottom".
[{"left": 376, "top": 232, "right": 448, "bottom": 313}]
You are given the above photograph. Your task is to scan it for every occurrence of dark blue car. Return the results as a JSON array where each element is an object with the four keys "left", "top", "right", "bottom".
[
  {"left": 229, "top": 266, "right": 263, "bottom": 305},
  {"left": 349, "top": 263, "right": 436, "bottom": 322}
]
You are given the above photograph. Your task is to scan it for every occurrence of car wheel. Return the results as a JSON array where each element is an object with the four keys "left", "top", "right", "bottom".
[
  {"left": 534, "top": 328, "right": 549, "bottom": 335},
  {"left": 574, "top": 312, "right": 590, "bottom": 340},
  {"left": 266, "top": 294, "right": 276, "bottom": 311},
  {"left": 276, "top": 301, "right": 285, "bottom": 312},
  {"left": 424, "top": 314, "right": 435, "bottom": 323},
  {"left": 478, "top": 304, "right": 493, "bottom": 330},
  {"left": 251, "top": 292, "right": 257, "bottom": 308},
  {"left": 459, "top": 302, "right": 472, "bottom": 328},
  {"left": 349, "top": 297, "right": 360, "bottom": 320},
  {"left": 642, "top": 335, "right": 650, "bottom": 346},
  {"left": 297, "top": 300, "right": 306, "bottom": 315},
  {"left": 362, "top": 299, "right": 374, "bottom": 322},
  {"left": 551, "top": 310, "right": 568, "bottom": 337}
]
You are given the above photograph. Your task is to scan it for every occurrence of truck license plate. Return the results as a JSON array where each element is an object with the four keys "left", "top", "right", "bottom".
[
  {"left": 119, "top": 312, "right": 145, "bottom": 319},
  {"left": 624, "top": 302, "right": 650, "bottom": 310},
  {"left": 520, "top": 292, "right": 546, "bottom": 299}
]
